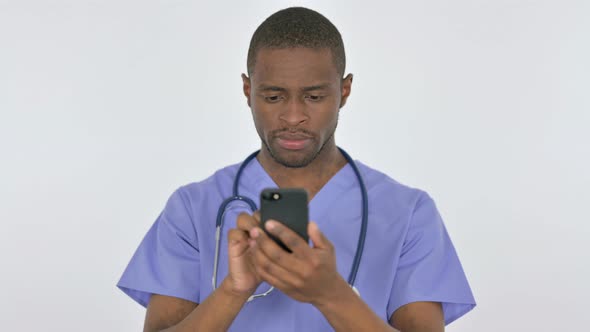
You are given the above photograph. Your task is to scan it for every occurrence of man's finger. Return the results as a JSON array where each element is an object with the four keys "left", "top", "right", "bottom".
[
  {"left": 227, "top": 229, "right": 250, "bottom": 256},
  {"left": 237, "top": 212, "right": 259, "bottom": 231},
  {"left": 251, "top": 240, "right": 303, "bottom": 288},
  {"left": 308, "top": 221, "right": 331, "bottom": 250},
  {"left": 252, "top": 210, "right": 261, "bottom": 222},
  {"left": 228, "top": 228, "right": 248, "bottom": 244},
  {"left": 252, "top": 225, "right": 302, "bottom": 271},
  {"left": 264, "top": 220, "right": 309, "bottom": 257}
]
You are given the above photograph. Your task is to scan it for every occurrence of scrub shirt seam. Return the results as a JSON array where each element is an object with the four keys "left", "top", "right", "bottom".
[
  {"left": 386, "top": 190, "right": 426, "bottom": 319},
  {"left": 177, "top": 185, "right": 199, "bottom": 247},
  {"left": 406, "top": 190, "right": 428, "bottom": 237}
]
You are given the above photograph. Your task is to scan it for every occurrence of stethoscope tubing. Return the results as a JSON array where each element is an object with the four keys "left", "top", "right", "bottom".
[{"left": 212, "top": 148, "right": 367, "bottom": 300}]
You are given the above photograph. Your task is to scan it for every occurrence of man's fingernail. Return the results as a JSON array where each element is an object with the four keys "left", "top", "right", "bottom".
[
  {"left": 251, "top": 228, "right": 259, "bottom": 238},
  {"left": 266, "top": 221, "right": 275, "bottom": 230}
]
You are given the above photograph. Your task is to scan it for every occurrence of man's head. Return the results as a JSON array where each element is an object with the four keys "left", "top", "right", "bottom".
[
  {"left": 246, "top": 7, "right": 346, "bottom": 78},
  {"left": 242, "top": 7, "right": 353, "bottom": 168}
]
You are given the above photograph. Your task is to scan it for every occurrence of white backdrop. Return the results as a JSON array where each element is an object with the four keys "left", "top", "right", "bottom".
[{"left": 1, "top": 0, "right": 589, "bottom": 331}]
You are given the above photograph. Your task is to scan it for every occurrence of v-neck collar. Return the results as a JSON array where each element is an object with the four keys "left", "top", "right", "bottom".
[{"left": 239, "top": 157, "right": 357, "bottom": 222}]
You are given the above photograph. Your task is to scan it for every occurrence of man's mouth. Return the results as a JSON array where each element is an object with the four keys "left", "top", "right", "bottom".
[{"left": 275, "top": 134, "right": 313, "bottom": 151}]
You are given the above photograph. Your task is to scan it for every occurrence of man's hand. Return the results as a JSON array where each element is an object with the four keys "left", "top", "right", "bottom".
[
  {"left": 226, "top": 212, "right": 264, "bottom": 296},
  {"left": 234, "top": 217, "right": 442, "bottom": 332},
  {"left": 243, "top": 219, "right": 347, "bottom": 306}
]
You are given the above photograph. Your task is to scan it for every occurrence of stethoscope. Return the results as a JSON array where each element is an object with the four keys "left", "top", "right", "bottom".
[{"left": 212, "top": 147, "right": 368, "bottom": 301}]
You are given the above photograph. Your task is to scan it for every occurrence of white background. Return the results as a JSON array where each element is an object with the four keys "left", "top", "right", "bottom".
[{"left": 1, "top": 0, "right": 589, "bottom": 330}]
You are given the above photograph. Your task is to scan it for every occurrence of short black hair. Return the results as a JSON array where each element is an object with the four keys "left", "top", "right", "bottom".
[{"left": 247, "top": 7, "right": 346, "bottom": 77}]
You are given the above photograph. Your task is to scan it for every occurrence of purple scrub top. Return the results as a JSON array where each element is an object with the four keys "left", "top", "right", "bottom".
[{"left": 118, "top": 157, "right": 476, "bottom": 330}]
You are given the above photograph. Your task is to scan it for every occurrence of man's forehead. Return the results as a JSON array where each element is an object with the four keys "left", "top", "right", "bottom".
[
  {"left": 256, "top": 46, "right": 333, "bottom": 57},
  {"left": 254, "top": 47, "right": 334, "bottom": 66},
  {"left": 250, "top": 47, "right": 340, "bottom": 83}
]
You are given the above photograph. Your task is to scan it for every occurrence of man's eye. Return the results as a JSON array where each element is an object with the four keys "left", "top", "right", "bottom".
[
  {"left": 265, "top": 95, "right": 281, "bottom": 103},
  {"left": 305, "top": 95, "right": 323, "bottom": 102}
]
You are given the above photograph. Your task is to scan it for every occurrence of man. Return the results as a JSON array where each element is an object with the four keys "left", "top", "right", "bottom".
[{"left": 118, "top": 7, "right": 475, "bottom": 331}]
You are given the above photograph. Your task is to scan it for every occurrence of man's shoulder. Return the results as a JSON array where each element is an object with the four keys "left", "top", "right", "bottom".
[
  {"left": 175, "top": 162, "right": 242, "bottom": 202},
  {"left": 355, "top": 160, "right": 428, "bottom": 208}
]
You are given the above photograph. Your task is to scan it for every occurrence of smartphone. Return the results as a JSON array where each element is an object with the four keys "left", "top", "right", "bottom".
[{"left": 260, "top": 188, "right": 309, "bottom": 252}]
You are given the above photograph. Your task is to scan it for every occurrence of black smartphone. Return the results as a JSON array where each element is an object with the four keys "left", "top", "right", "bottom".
[{"left": 260, "top": 188, "right": 309, "bottom": 252}]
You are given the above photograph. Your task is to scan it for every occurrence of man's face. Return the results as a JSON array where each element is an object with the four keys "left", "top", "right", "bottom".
[{"left": 242, "top": 47, "right": 352, "bottom": 168}]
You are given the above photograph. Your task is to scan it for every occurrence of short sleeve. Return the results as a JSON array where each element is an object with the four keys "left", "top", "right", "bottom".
[
  {"left": 387, "top": 193, "right": 476, "bottom": 325},
  {"left": 117, "top": 187, "right": 201, "bottom": 307}
]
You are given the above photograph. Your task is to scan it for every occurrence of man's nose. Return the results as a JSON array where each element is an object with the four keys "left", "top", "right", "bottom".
[{"left": 279, "top": 97, "right": 309, "bottom": 126}]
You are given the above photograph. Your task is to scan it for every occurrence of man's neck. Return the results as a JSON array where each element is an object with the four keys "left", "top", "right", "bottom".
[{"left": 256, "top": 143, "right": 347, "bottom": 201}]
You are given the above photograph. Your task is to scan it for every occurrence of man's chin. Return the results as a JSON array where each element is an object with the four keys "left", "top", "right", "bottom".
[{"left": 269, "top": 149, "right": 316, "bottom": 168}]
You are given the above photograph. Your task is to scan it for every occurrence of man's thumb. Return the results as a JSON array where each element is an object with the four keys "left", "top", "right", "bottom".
[{"left": 308, "top": 221, "right": 329, "bottom": 249}]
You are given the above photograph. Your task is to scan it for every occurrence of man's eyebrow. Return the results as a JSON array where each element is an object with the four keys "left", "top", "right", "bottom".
[
  {"left": 256, "top": 83, "right": 332, "bottom": 92},
  {"left": 257, "top": 85, "right": 286, "bottom": 92},
  {"left": 302, "top": 83, "right": 331, "bottom": 92}
]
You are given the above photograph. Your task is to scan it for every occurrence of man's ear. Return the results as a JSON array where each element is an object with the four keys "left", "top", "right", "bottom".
[
  {"left": 241, "top": 73, "right": 251, "bottom": 107},
  {"left": 339, "top": 73, "right": 353, "bottom": 108}
]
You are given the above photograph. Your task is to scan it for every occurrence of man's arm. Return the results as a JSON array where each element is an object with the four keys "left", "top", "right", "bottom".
[
  {"left": 143, "top": 277, "right": 250, "bottom": 332},
  {"left": 144, "top": 218, "right": 263, "bottom": 332},
  {"left": 311, "top": 275, "right": 399, "bottom": 332},
  {"left": 144, "top": 295, "right": 196, "bottom": 332},
  {"left": 390, "top": 301, "right": 444, "bottom": 332},
  {"left": 312, "top": 273, "right": 445, "bottom": 332},
  {"left": 311, "top": 275, "right": 445, "bottom": 331},
  {"left": 245, "top": 219, "right": 445, "bottom": 332},
  {"left": 144, "top": 288, "right": 443, "bottom": 332}
]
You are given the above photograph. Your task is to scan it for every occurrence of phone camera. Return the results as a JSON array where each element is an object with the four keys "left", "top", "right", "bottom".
[{"left": 262, "top": 191, "right": 281, "bottom": 201}]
